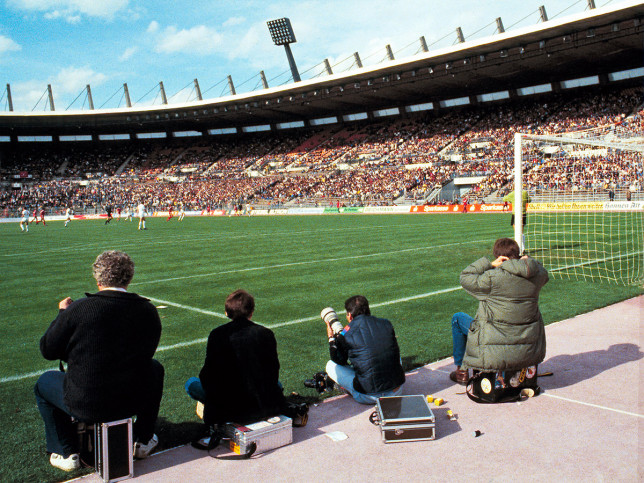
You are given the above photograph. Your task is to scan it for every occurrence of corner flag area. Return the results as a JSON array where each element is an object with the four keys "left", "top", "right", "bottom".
[{"left": 77, "top": 295, "right": 643, "bottom": 482}]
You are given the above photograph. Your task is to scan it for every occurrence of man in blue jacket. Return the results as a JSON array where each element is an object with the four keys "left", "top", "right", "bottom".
[{"left": 325, "top": 295, "right": 405, "bottom": 404}]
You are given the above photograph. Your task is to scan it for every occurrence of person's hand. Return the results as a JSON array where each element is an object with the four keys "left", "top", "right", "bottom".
[
  {"left": 325, "top": 321, "right": 334, "bottom": 339},
  {"left": 491, "top": 256, "right": 508, "bottom": 268},
  {"left": 59, "top": 297, "right": 73, "bottom": 310}
]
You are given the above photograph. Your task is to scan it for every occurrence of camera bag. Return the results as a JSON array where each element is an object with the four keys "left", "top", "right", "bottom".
[{"left": 466, "top": 366, "right": 540, "bottom": 403}]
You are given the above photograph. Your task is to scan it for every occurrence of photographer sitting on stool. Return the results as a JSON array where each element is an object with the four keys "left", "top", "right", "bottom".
[
  {"left": 185, "top": 290, "right": 287, "bottom": 447},
  {"left": 323, "top": 295, "right": 405, "bottom": 404},
  {"left": 34, "top": 250, "right": 164, "bottom": 471},
  {"left": 449, "top": 238, "right": 549, "bottom": 385}
]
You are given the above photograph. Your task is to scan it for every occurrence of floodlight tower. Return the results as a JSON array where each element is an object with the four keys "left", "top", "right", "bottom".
[{"left": 267, "top": 18, "right": 301, "bottom": 82}]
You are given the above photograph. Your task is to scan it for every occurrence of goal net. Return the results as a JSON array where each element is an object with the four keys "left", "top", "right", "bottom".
[{"left": 512, "top": 126, "right": 644, "bottom": 286}]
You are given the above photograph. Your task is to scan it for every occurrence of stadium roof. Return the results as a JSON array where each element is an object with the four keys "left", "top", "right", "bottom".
[{"left": 1, "top": 1, "right": 643, "bottom": 140}]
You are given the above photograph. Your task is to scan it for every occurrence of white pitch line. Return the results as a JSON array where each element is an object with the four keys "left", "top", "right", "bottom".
[
  {"left": 542, "top": 391, "right": 644, "bottom": 418},
  {"left": 2, "top": 286, "right": 463, "bottom": 384},
  {"left": 132, "top": 239, "right": 491, "bottom": 286}
]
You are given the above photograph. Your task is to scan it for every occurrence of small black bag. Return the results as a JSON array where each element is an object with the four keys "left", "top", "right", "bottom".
[{"left": 467, "top": 366, "right": 540, "bottom": 403}]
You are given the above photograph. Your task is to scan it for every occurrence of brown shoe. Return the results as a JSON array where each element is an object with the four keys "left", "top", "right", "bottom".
[{"left": 449, "top": 368, "right": 469, "bottom": 385}]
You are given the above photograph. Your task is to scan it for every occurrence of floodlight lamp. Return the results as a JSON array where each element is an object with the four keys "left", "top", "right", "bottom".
[{"left": 267, "top": 18, "right": 297, "bottom": 45}]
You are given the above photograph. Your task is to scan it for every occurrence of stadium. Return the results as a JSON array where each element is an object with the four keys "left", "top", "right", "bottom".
[{"left": 0, "top": 1, "right": 643, "bottom": 481}]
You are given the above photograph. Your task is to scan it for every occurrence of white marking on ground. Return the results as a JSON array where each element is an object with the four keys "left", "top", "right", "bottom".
[
  {"left": 542, "top": 391, "right": 643, "bottom": 418},
  {"left": 131, "top": 239, "right": 490, "bottom": 286},
  {"left": 2, "top": 286, "right": 463, "bottom": 383}
]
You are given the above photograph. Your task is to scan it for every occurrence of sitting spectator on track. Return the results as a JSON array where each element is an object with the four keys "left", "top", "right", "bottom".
[
  {"left": 318, "top": 295, "right": 406, "bottom": 404},
  {"left": 449, "top": 238, "right": 548, "bottom": 385},
  {"left": 34, "top": 250, "right": 164, "bottom": 471},
  {"left": 185, "top": 290, "right": 287, "bottom": 448}
]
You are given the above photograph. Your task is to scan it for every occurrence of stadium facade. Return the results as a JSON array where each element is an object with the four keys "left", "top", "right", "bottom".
[{"left": 0, "top": 1, "right": 642, "bottom": 143}]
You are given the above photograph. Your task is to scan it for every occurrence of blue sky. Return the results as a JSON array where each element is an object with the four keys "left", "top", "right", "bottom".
[{"left": 0, "top": 0, "right": 615, "bottom": 112}]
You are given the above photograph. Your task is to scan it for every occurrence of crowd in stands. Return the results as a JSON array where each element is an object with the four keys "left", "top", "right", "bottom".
[{"left": 1, "top": 84, "right": 642, "bottom": 214}]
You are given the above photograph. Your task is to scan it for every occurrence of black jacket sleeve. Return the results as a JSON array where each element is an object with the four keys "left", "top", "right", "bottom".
[
  {"left": 40, "top": 308, "right": 75, "bottom": 361},
  {"left": 329, "top": 334, "right": 349, "bottom": 366}
]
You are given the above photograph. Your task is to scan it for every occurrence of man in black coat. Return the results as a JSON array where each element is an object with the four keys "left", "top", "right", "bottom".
[
  {"left": 185, "top": 290, "right": 286, "bottom": 431},
  {"left": 35, "top": 250, "right": 164, "bottom": 472},
  {"left": 324, "top": 295, "right": 405, "bottom": 404}
]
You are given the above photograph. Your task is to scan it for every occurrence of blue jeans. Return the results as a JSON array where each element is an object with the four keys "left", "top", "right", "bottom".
[
  {"left": 33, "top": 371, "right": 77, "bottom": 457},
  {"left": 185, "top": 377, "right": 284, "bottom": 403},
  {"left": 185, "top": 377, "right": 207, "bottom": 402},
  {"left": 325, "top": 361, "right": 403, "bottom": 405},
  {"left": 452, "top": 312, "right": 473, "bottom": 367}
]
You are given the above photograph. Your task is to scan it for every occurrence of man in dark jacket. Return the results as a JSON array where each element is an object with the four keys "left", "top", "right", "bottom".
[
  {"left": 35, "top": 250, "right": 164, "bottom": 471},
  {"left": 325, "top": 295, "right": 405, "bottom": 404},
  {"left": 450, "top": 238, "right": 548, "bottom": 385},
  {"left": 185, "top": 290, "right": 286, "bottom": 429}
]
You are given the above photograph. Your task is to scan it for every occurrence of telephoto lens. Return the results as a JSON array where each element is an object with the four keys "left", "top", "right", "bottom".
[{"left": 320, "top": 307, "right": 343, "bottom": 334}]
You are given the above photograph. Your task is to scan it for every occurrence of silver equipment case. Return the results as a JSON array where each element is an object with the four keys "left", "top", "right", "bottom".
[
  {"left": 221, "top": 415, "right": 292, "bottom": 456},
  {"left": 374, "top": 395, "right": 435, "bottom": 443},
  {"left": 94, "top": 418, "right": 133, "bottom": 482}
]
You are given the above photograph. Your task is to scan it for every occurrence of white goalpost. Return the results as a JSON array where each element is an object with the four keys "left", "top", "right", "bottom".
[{"left": 513, "top": 128, "right": 644, "bottom": 286}]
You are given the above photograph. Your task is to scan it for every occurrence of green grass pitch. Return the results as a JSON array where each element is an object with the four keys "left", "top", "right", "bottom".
[{"left": 0, "top": 214, "right": 640, "bottom": 482}]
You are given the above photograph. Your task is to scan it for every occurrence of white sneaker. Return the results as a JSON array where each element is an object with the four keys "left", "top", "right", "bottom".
[
  {"left": 134, "top": 434, "right": 158, "bottom": 459},
  {"left": 50, "top": 453, "right": 80, "bottom": 471}
]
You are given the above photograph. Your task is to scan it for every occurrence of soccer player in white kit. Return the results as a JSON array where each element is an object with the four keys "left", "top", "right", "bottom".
[
  {"left": 137, "top": 203, "right": 147, "bottom": 230},
  {"left": 64, "top": 207, "right": 73, "bottom": 227},
  {"left": 20, "top": 207, "right": 30, "bottom": 232}
]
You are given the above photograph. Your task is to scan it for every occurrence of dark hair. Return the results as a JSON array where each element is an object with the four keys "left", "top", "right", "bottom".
[
  {"left": 493, "top": 238, "right": 521, "bottom": 260},
  {"left": 345, "top": 295, "right": 371, "bottom": 317},
  {"left": 92, "top": 250, "right": 134, "bottom": 288},
  {"left": 225, "top": 289, "right": 255, "bottom": 319}
]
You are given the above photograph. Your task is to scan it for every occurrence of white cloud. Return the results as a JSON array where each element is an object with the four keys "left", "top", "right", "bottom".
[
  {"left": 147, "top": 20, "right": 159, "bottom": 33},
  {"left": 223, "top": 16, "right": 246, "bottom": 28},
  {"left": 0, "top": 35, "right": 22, "bottom": 54},
  {"left": 54, "top": 65, "right": 107, "bottom": 94},
  {"left": 119, "top": 46, "right": 137, "bottom": 61},
  {"left": 154, "top": 25, "right": 223, "bottom": 55},
  {"left": 8, "top": 0, "right": 130, "bottom": 21}
]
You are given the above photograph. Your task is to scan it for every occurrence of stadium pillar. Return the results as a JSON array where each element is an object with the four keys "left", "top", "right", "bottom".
[
  {"left": 496, "top": 17, "right": 505, "bottom": 34},
  {"left": 123, "top": 84, "right": 132, "bottom": 107},
  {"left": 587, "top": 0, "right": 596, "bottom": 8},
  {"left": 386, "top": 44, "right": 394, "bottom": 61},
  {"left": 598, "top": 73, "right": 609, "bottom": 86},
  {"left": 539, "top": 6, "right": 548, "bottom": 22},
  {"left": 260, "top": 71, "right": 269, "bottom": 89},
  {"left": 159, "top": 82, "right": 168, "bottom": 104},
  {"left": 227, "top": 76, "right": 236, "bottom": 96},
  {"left": 86, "top": 85, "right": 94, "bottom": 110},
  {"left": 456, "top": 27, "right": 465, "bottom": 43},
  {"left": 419, "top": 36, "right": 428, "bottom": 53},
  {"left": 283, "top": 44, "right": 301, "bottom": 82},
  {"left": 194, "top": 79, "right": 203, "bottom": 101},
  {"left": 6, "top": 84, "right": 13, "bottom": 111},
  {"left": 323, "top": 59, "right": 333, "bottom": 75},
  {"left": 47, "top": 84, "right": 55, "bottom": 111},
  {"left": 353, "top": 52, "right": 363, "bottom": 68}
]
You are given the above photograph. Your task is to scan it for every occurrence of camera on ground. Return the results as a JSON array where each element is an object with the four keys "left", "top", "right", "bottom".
[{"left": 303, "top": 371, "right": 335, "bottom": 393}]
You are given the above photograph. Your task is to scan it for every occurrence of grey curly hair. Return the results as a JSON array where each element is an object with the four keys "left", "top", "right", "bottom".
[{"left": 92, "top": 250, "right": 135, "bottom": 288}]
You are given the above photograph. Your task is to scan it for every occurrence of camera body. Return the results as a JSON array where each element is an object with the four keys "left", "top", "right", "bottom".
[
  {"left": 321, "top": 307, "right": 343, "bottom": 335},
  {"left": 303, "top": 371, "right": 335, "bottom": 393}
]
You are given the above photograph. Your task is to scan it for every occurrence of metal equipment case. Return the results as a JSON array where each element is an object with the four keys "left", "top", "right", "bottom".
[
  {"left": 94, "top": 418, "right": 133, "bottom": 482},
  {"left": 374, "top": 395, "right": 435, "bottom": 443},
  {"left": 221, "top": 415, "right": 292, "bottom": 455}
]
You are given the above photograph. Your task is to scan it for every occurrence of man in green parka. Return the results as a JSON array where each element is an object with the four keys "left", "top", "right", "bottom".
[{"left": 449, "top": 238, "right": 549, "bottom": 385}]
